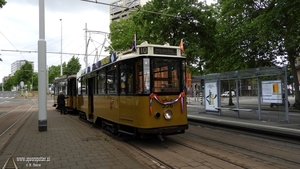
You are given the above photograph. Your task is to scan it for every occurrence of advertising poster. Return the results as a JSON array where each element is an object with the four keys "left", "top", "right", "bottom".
[
  {"left": 262, "top": 80, "right": 282, "bottom": 103},
  {"left": 205, "top": 82, "right": 218, "bottom": 111}
]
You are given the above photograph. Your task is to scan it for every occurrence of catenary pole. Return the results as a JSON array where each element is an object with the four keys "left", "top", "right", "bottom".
[{"left": 38, "top": 0, "right": 47, "bottom": 131}]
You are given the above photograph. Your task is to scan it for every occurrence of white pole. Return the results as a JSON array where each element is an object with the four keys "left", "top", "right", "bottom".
[{"left": 38, "top": 0, "right": 47, "bottom": 131}]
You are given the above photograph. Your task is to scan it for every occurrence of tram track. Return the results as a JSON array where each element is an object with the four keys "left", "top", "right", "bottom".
[
  {"left": 0, "top": 100, "right": 38, "bottom": 153},
  {"left": 169, "top": 134, "right": 300, "bottom": 167},
  {"left": 69, "top": 112, "right": 300, "bottom": 168},
  {"left": 124, "top": 141, "right": 177, "bottom": 169},
  {"left": 120, "top": 124, "right": 300, "bottom": 169},
  {"left": 0, "top": 106, "right": 34, "bottom": 137},
  {"left": 169, "top": 125, "right": 300, "bottom": 168},
  {"left": 123, "top": 137, "right": 249, "bottom": 169}
]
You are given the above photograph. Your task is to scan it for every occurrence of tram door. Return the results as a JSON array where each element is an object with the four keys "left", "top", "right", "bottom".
[{"left": 88, "top": 77, "right": 94, "bottom": 119}]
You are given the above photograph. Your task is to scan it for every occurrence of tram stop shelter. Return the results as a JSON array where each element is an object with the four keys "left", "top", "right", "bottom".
[{"left": 192, "top": 66, "right": 290, "bottom": 122}]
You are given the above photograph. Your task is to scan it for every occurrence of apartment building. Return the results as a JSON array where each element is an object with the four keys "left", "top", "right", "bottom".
[
  {"left": 110, "top": 0, "right": 150, "bottom": 22},
  {"left": 11, "top": 60, "right": 34, "bottom": 76}
]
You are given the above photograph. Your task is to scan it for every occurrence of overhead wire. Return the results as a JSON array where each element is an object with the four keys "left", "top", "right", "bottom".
[
  {"left": 81, "top": 0, "right": 182, "bottom": 18},
  {"left": 0, "top": 31, "right": 26, "bottom": 60}
]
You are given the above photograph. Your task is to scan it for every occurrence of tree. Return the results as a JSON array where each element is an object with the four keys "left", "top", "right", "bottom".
[
  {"left": 215, "top": 0, "right": 300, "bottom": 104},
  {"left": 0, "top": 0, "right": 6, "bottom": 8},
  {"left": 48, "top": 57, "right": 81, "bottom": 83},
  {"left": 109, "top": 18, "right": 137, "bottom": 52},
  {"left": 258, "top": 0, "right": 300, "bottom": 105},
  {"left": 3, "top": 76, "right": 15, "bottom": 91},
  {"left": 14, "top": 61, "right": 34, "bottom": 88},
  {"left": 64, "top": 56, "right": 81, "bottom": 76},
  {"left": 32, "top": 72, "right": 38, "bottom": 91},
  {"left": 109, "top": 0, "right": 218, "bottom": 75},
  {"left": 2, "top": 61, "right": 34, "bottom": 91},
  {"left": 48, "top": 65, "right": 60, "bottom": 84}
]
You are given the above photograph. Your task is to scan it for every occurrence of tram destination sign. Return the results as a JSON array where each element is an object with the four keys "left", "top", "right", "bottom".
[{"left": 153, "top": 47, "right": 177, "bottom": 55}]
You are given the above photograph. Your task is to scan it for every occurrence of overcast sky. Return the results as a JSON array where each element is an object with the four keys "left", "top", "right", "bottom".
[
  {"left": 0, "top": 0, "right": 215, "bottom": 83},
  {"left": 0, "top": 0, "right": 112, "bottom": 82}
]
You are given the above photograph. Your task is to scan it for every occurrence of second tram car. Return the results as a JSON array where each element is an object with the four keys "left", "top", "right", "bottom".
[
  {"left": 53, "top": 74, "right": 78, "bottom": 113},
  {"left": 77, "top": 42, "right": 188, "bottom": 138}
]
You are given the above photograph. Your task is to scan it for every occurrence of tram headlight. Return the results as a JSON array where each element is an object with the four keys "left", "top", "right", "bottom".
[{"left": 163, "top": 110, "right": 172, "bottom": 120}]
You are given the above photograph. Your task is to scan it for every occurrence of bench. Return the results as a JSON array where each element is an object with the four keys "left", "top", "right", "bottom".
[
  {"left": 231, "top": 108, "right": 257, "bottom": 118},
  {"left": 215, "top": 107, "right": 232, "bottom": 115}
]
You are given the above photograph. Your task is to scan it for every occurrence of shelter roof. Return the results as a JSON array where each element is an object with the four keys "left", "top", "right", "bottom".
[{"left": 192, "top": 66, "right": 285, "bottom": 81}]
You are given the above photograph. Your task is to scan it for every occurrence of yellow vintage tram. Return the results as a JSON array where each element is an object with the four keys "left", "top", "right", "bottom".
[{"left": 77, "top": 42, "right": 188, "bottom": 138}]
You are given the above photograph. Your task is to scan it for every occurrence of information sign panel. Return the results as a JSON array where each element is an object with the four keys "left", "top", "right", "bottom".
[
  {"left": 262, "top": 80, "right": 282, "bottom": 103},
  {"left": 204, "top": 82, "right": 218, "bottom": 111}
]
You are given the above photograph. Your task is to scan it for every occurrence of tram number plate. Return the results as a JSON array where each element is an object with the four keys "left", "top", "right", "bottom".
[{"left": 163, "top": 104, "right": 173, "bottom": 108}]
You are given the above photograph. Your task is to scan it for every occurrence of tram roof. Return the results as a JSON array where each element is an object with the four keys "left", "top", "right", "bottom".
[
  {"left": 54, "top": 74, "right": 77, "bottom": 82},
  {"left": 78, "top": 42, "right": 185, "bottom": 78},
  {"left": 192, "top": 66, "right": 285, "bottom": 81}
]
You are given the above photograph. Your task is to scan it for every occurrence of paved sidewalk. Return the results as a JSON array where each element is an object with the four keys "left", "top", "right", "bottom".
[{"left": 0, "top": 102, "right": 147, "bottom": 169}]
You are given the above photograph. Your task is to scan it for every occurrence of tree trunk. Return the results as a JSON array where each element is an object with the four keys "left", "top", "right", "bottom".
[{"left": 228, "top": 80, "right": 234, "bottom": 106}]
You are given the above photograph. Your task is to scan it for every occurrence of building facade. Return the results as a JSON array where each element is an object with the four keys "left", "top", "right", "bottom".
[
  {"left": 110, "top": 0, "right": 150, "bottom": 21},
  {"left": 11, "top": 60, "right": 34, "bottom": 76}
]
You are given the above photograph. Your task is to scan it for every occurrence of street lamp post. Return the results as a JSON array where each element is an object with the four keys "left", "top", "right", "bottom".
[{"left": 60, "top": 18, "right": 62, "bottom": 76}]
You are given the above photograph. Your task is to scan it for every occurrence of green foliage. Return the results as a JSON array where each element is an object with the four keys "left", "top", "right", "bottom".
[
  {"left": 32, "top": 72, "right": 38, "bottom": 90},
  {"left": 48, "top": 65, "right": 61, "bottom": 84},
  {"left": 0, "top": 0, "right": 6, "bottom": 8},
  {"left": 216, "top": 0, "right": 300, "bottom": 101},
  {"left": 3, "top": 58, "right": 81, "bottom": 91},
  {"left": 5, "top": 61, "right": 35, "bottom": 90},
  {"left": 3, "top": 76, "right": 15, "bottom": 91},
  {"left": 48, "top": 57, "right": 81, "bottom": 83},
  {"left": 109, "top": 18, "right": 137, "bottom": 52},
  {"left": 109, "top": 0, "right": 217, "bottom": 75},
  {"left": 64, "top": 56, "right": 81, "bottom": 76}
]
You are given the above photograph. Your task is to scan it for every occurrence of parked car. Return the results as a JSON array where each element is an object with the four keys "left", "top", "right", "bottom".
[{"left": 221, "top": 91, "right": 235, "bottom": 97}]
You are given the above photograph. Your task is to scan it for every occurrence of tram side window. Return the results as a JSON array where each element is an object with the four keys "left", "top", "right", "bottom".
[
  {"left": 80, "top": 77, "right": 87, "bottom": 95},
  {"left": 135, "top": 60, "right": 143, "bottom": 94},
  {"left": 98, "top": 70, "right": 106, "bottom": 94},
  {"left": 127, "top": 65, "right": 133, "bottom": 94},
  {"left": 61, "top": 81, "right": 68, "bottom": 95},
  {"left": 120, "top": 61, "right": 134, "bottom": 95},
  {"left": 94, "top": 76, "right": 98, "bottom": 95},
  {"left": 152, "top": 58, "right": 180, "bottom": 93},
  {"left": 107, "top": 65, "right": 117, "bottom": 94},
  {"left": 144, "top": 58, "right": 150, "bottom": 94},
  {"left": 120, "top": 68, "right": 126, "bottom": 94}
]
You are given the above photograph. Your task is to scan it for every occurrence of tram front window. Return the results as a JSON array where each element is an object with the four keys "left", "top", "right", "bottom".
[{"left": 152, "top": 58, "right": 180, "bottom": 93}]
